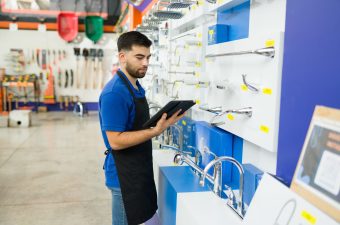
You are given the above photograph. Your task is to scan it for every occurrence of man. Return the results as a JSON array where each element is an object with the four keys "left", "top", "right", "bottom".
[{"left": 99, "top": 31, "right": 184, "bottom": 225}]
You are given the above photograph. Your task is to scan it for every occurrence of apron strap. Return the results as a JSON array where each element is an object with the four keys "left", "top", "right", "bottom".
[{"left": 116, "top": 70, "right": 137, "bottom": 99}]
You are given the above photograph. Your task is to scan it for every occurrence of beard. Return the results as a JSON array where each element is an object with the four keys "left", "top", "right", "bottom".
[{"left": 125, "top": 62, "right": 148, "bottom": 79}]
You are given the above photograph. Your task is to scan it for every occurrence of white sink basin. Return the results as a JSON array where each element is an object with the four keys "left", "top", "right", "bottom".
[
  {"left": 153, "top": 149, "right": 179, "bottom": 193},
  {"left": 176, "top": 191, "right": 243, "bottom": 225}
]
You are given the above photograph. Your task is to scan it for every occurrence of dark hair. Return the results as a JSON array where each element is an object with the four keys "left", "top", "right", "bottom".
[{"left": 117, "top": 31, "right": 152, "bottom": 51}]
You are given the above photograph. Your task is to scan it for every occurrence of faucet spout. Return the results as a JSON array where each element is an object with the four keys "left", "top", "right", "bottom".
[{"left": 200, "top": 156, "right": 245, "bottom": 218}]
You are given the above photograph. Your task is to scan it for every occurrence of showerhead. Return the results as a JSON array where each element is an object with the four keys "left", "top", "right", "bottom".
[{"left": 153, "top": 10, "right": 184, "bottom": 19}]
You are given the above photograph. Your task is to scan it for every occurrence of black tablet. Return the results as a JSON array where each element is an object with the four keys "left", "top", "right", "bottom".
[{"left": 143, "top": 100, "right": 196, "bottom": 128}]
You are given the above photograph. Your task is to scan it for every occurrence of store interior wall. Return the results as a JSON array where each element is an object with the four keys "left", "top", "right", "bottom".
[
  {"left": 0, "top": 29, "right": 118, "bottom": 105},
  {"left": 277, "top": 0, "right": 340, "bottom": 185}
]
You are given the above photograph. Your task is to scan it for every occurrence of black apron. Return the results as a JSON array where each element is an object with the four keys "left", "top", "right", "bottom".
[{"left": 110, "top": 71, "right": 158, "bottom": 225}]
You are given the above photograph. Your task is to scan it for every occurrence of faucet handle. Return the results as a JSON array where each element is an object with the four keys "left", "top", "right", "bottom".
[{"left": 224, "top": 184, "right": 237, "bottom": 208}]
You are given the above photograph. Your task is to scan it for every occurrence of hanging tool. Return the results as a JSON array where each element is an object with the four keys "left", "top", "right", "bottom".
[
  {"left": 89, "top": 48, "right": 97, "bottom": 89},
  {"left": 82, "top": 48, "right": 89, "bottom": 89},
  {"left": 42, "top": 49, "right": 47, "bottom": 70},
  {"left": 58, "top": 68, "right": 62, "bottom": 88},
  {"left": 97, "top": 49, "right": 104, "bottom": 89},
  {"left": 53, "top": 50, "right": 57, "bottom": 65},
  {"left": 70, "top": 69, "right": 74, "bottom": 87},
  {"left": 65, "top": 70, "right": 69, "bottom": 88},
  {"left": 74, "top": 48, "right": 81, "bottom": 89},
  {"left": 43, "top": 65, "right": 56, "bottom": 104},
  {"left": 36, "top": 49, "right": 41, "bottom": 68}
]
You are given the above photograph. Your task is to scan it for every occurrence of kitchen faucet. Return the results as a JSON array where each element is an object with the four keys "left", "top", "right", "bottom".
[{"left": 200, "top": 156, "right": 245, "bottom": 218}]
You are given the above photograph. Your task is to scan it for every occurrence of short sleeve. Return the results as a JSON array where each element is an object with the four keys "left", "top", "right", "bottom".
[{"left": 100, "top": 91, "right": 130, "bottom": 132}]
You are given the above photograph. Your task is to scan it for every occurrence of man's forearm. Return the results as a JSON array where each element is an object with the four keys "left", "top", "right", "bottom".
[{"left": 106, "top": 128, "right": 158, "bottom": 150}]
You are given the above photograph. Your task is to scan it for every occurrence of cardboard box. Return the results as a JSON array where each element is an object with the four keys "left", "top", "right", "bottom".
[{"left": 9, "top": 110, "right": 32, "bottom": 127}]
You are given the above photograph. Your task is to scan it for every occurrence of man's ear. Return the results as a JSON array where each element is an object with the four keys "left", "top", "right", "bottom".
[{"left": 118, "top": 51, "right": 126, "bottom": 64}]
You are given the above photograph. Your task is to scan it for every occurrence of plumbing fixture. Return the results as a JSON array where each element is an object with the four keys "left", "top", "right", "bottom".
[
  {"left": 242, "top": 74, "right": 259, "bottom": 93},
  {"left": 200, "top": 156, "right": 245, "bottom": 218},
  {"left": 205, "top": 47, "right": 275, "bottom": 59},
  {"left": 210, "top": 107, "right": 253, "bottom": 126}
]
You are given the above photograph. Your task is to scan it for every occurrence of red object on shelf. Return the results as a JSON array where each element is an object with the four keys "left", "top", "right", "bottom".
[{"left": 57, "top": 12, "right": 78, "bottom": 42}]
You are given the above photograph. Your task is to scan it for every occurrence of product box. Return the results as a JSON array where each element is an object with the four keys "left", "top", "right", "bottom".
[
  {"left": 208, "top": 24, "right": 229, "bottom": 45},
  {"left": 9, "top": 109, "right": 32, "bottom": 127}
]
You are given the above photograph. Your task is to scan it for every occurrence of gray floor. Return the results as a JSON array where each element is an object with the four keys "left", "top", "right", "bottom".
[{"left": 0, "top": 112, "right": 111, "bottom": 225}]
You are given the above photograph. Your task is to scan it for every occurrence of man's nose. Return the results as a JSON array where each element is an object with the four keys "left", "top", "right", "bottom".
[{"left": 142, "top": 58, "right": 149, "bottom": 67}]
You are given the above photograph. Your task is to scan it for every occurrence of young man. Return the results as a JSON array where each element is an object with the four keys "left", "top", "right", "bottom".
[{"left": 99, "top": 31, "right": 184, "bottom": 225}]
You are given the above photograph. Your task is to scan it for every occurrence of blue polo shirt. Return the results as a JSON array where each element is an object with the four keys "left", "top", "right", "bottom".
[{"left": 99, "top": 70, "right": 146, "bottom": 188}]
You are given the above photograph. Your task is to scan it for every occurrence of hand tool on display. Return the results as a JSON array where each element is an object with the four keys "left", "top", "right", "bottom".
[
  {"left": 42, "top": 49, "right": 47, "bottom": 70},
  {"left": 82, "top": 48, "right": 89, "bottom": 89},
  {"left": 65, "top": 70, "right": 69, "bottom": 88},
  {"left": 43, "top": 65, "right": 56, "bottom": 104},
  {"left": 70, "top": 69, "right": 74, "bottom": 87},
  {"left": 53, "top": 50, "right": 57, "bottom": 65},
  {"left": 73, "top": 48, "right": 81, "bottom": 89},
  {"left": 63, "top": 50, "right": 67, "bottom": 61},
  {"left": 89, "top": 48, "right": 97, "bottom": 89},
  {"left": 58, "top": 50, "right": 62, "bottom": 61},
  {"left": 36, "top": 49, "right": 41, "bottom": 68},
  {"left": 97, "top": 49, "right": 104, "bottom": 89},
  {"left": 58, "top": 68, "right": 62, "bottom": 88},
  {"left": 47, "top": 50, "right": 51, "bottom": 66}
]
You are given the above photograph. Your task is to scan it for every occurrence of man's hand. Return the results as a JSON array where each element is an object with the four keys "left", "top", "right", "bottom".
[{"left": 152, "top": 109, "right": 186, "bottom": 136}]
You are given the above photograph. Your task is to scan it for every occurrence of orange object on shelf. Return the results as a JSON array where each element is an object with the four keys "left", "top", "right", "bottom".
[{"left": 43, "top": 66, "right": 56, "bottom": 104}]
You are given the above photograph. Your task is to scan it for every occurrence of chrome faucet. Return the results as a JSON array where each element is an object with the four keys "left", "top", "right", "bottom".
[
  {"left": 169, "top": 124, "right": 183, "bottom": 151},
  {"left": 174, "top": 150, "right": 223, "bottom": 197},
  {"left": 200, "top": 156, "right": 245, "bottom": 218},
  {"left": 199, "top": 104, "right": 223, "bottom": 114},
  {"left": 210, "top": 107, "right": 253, "bottom": 126}
]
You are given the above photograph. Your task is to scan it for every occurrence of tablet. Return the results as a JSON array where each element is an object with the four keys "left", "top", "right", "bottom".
[{"left": 143, "top": 100, "right": 196, "bottom": 128}]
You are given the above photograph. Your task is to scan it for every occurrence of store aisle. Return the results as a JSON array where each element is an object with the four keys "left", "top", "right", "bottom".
[{"left": 0, "top": 112, "right": 111, "bottom": 225}]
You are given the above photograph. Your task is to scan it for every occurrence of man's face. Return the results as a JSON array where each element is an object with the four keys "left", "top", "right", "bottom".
[{"left": 120, "top": 45, "right": 151, "bottom": 79}]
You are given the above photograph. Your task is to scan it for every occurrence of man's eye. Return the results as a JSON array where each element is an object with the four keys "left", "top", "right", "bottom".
[{"left": 136, "top": 57, "right": 143, "bottom": 60}]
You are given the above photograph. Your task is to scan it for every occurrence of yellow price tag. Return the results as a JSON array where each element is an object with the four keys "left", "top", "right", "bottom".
[
  {"left": 192, "top": 4, "right": 197, "bottom": 10},
  {"left": 265, "top": 39, "right": 275, "bottom": 47},
  {"left": 198, "top": 0, "right": 204, "bottom": 6},
  {"left": 195, "top": 62, "right": 202, "bottom": 67},
  {"left": 260, "top": 125, "right": 270, "bottom": 134},
  {"left": 241, "top": 84, "right": 248, "bottom": 91},
  {"left": 195, "top": 84, "right": 200, "bottom": 88},
  {"left": 195, "top": 72, "right": 200, "bottom": 77},
  {"left": 208, "top": 30, "right": 214, "bottom": 35},
  {"left": 262, "top": 88, "right": 272, "bottom": 95},
  {"left": 182, "top": 120, "right": 187, "bottom": 126},
  {"left": 197, "top": 42, "right": 202, "bottom": 47},
  {"left": 197, "top": 33, "right": 202, "bottom": 38},
  {"left": 195, "top": 99, "right": 201, "bottom": 105},
  {"left": 301, "top": 210, "right": 317, "bottom": 224},
  {"left": 227, "top": 114, "right": 234, "bottom": 121},
  {"left": 217, "top": 0, "right": 223, "bottom": 4}
]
